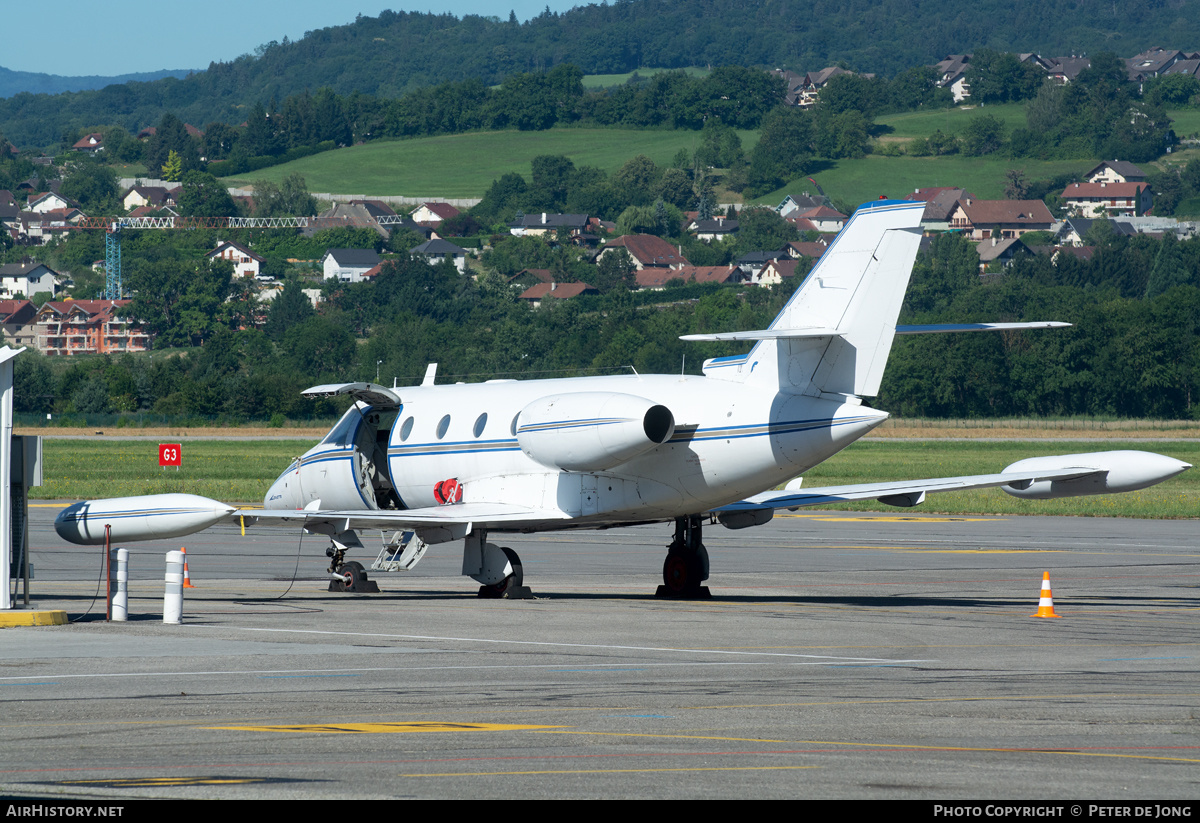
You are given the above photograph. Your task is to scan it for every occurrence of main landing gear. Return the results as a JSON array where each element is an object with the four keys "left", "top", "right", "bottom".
[
  {"left": 464, "top": 531, "right": 532, "bottom": 599},
  {"left": 656, "top": 515, "right": 710, "bottom": 599}
]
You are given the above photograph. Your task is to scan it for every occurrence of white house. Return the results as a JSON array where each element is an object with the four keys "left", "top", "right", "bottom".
[
  {"left": 321, "top": 248, "right": 383, "bottom": 283},
  {"left": 27, "top": 192, "right": 72, "bottom": 214},
  {"left": 411, "top": 239, "right": 468, "bottom": 274},
  {"left": 208, "top": 240, "right": 267, "bottom": 279},
  {"left": 0, "top": 261, "right": 61, "bottom": 297}
]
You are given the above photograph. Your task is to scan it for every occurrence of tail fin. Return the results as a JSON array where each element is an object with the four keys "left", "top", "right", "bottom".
[{"left": 693, "top": 200, "right": 924, "bottom": 399}]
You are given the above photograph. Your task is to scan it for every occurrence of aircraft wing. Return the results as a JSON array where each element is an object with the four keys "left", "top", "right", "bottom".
[
  {"left": 234, "top": 501, "right": 572, "bottom": 544},
  {"left": 713, "top": 450, "right": 1191, "bottom": 518},
  {"left": 714, "top": 467, "right": 1095, "bottom": 513}
]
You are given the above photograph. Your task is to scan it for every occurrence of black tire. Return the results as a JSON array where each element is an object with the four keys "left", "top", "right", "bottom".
[
  {"left": 662, "top": 551, "right": 702, "bottom": 595},
  {"left": 479, "top": 547, "right": 522, "bottom": 598},
  {"left": 341, "top": 560, "right": 367, "bottom": 592}
]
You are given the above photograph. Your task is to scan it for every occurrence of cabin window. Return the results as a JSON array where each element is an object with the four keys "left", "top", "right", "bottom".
[
  {"left": 399, "top": 416, "right": 414, "bottom": 441},
  {"left": 473, "top": 413, "right": 488, "bottom": 438},
  {"left": 436, "top": 414, "right": 451, "bottom": 440}
]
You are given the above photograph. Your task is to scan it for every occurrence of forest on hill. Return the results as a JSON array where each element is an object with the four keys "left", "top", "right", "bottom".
[{"left": 4, "top": 0, "right": 1200, "bottom": 147}]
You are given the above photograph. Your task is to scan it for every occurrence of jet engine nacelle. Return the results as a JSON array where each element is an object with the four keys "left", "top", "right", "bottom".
[
  {"left": 516, "top": 392, "right": 675, "bottom": 472},
  {"left": 1002, "top": 450, "right": 1191, "bottom": 499}
]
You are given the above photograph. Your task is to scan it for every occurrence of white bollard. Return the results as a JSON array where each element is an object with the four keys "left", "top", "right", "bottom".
[
  {"left": 163, "top": 549, "right": 184, "bottom": 624},
  {"left": 109, "top": 548, "right": 128, "bottom": 621}
]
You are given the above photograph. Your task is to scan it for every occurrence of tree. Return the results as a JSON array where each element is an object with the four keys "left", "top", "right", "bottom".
[
  {"left": 961, "top": 114, "right": 1005, "bottom": 156},
  {"left": 965, "top": 49, "right": 1043, "bottom": 104},
  {"left": 123, "top": 257, "right": 234, "bottom": 348},
  {"left": 59, "top": 158, "right": 119, "bottom": 212},
  {"left": 252, "top": 173, "right": 317, "bottom": 217},
  {"left": 1004, "top": 169, "right": 1030, "bottom": 200},
  {"left": 144, "top": 113, "right": 200, "bottom": 177},
  {"left": 747, "top": 106, "right": 814, "bottom": 194},
  {"left": 529, "top": 154, "right": 575, "bottom": 209},
  {"left": 161, "top": 149, "right": 183, "bottom": 182},
  {"left": 265, "top": 278, "right": 315, "bottom": 340},
  {"left": 177, "top": 170, "right": 237, "bottom": 217}
]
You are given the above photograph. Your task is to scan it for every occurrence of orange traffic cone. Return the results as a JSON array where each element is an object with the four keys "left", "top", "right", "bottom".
[
  {"left": 181, "top": 547, "right": 196, "bottom": 589},
  {"left": 1030, "top": 571, "right": 1060, "bottom": 618}
]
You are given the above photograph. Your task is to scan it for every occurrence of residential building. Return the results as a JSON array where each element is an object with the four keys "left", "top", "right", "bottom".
[
  {"left": 411, "top": 239, "right": 468, "bottom": 273},
  {"left": 906, "top": 187, "right": 978, "bottom": 232},
  {"left": 1054, "top": 217, "right": 1138, "bottom": 246},
  {"left": 687, "top": 217, "right": 738, "bottom": 242},
  {"left": 411, "top": 202, "right": 460, "bottom": 226},
  {"left": 27, "top": 192, "right": 74, "bottom": 213},
  {"left": 122, "top": 185, "right": 179, "bottom": 211},
  {"left": 635, "top": 266, "right": 741, "bottom": 290},
  {"left": 321, "top": 248, "right": 383, "bottom": 283},
  {"left": 775, "top": 192, "right": 829, "bottom": 218},
  {"left": 1061, "top": 181, "right": 1153, "bottom": 218},
  {"left": 71, "top": 133, "right": 104, "bottom": 154},
  {"left": 975, "top": 237, "right": 1033, "bottom": 272},
  {"left": 948, "top": 199, "right": 1055, "bottom": 240},
  {"left": 1084, "top": 161, "right": 1147, "bottom": 184},
  {"left": 754, "top": 258, "right": 805, "bottom": 287},
  {"left": 934, "top": 55, "right": 972, "bottom": 102},
  {"left": 208, "top": 240, "right": 267, "bottom": 278},
  {"left": 509, "top": 213, "right": 590, "bottom": 238},
  {"left": 32, "top": 300, "right": 150, "bottom": 355},
  {"left": 518, "top": 281, "right": 598, "bottom": 306},
  {"left": 599, "top": 235, "right": 690, "bottom": 271},
  {"left": 0, "top": 261, "right": 62, "bottom": 297},
  {"left": 0, "top": 300, "right": 37, "bottom": 349}
]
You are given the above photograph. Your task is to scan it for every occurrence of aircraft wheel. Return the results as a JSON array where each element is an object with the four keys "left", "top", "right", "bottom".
[
  {"left": 341, "top": 561, "right": 367, "bottom": 592},
  {"left": 478, "top": 548, "right": 522, "bottom": 598},
  {"left": 662, "top": 551, "right": 703, "bottom": 595}
]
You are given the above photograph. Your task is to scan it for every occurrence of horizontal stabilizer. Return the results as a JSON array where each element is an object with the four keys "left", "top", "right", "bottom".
[
  {"left": 681, "top": 327, "right": 839, "bottom": 342},
  {"left": 687, "top": 321, "right": 1072, "bottom": 343},
  {"left": 896, "top": 322, "right": 1071, "bottom": 335}
]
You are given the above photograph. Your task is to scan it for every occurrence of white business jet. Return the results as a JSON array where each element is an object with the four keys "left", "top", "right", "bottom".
[{"left": 55, "top": 200, "right": 1190, "bottom": 598}]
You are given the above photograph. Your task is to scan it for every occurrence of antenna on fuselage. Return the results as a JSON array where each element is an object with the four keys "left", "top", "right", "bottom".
[{"left": 421, "top": 363, "right": 438, "bottom": 387}]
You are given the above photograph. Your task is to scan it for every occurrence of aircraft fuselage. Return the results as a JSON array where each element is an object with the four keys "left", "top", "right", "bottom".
[{"left": 265, "top": 373, "right": 888, "bottom": 530}]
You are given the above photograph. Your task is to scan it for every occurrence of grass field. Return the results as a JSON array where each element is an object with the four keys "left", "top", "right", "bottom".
[
  {"left": 1168, "top": 108, "right": 1200, "bottom": 138},
  {"left": 39, "top": 440, "right": 309, "bottom": 503},
  {"left": 220, "top": 128, "right": 758, "bottom": 197},
  {"left": 37, "top": 437, "right": 1199, "bottom": 518},
  {"left": 875, "top": 103, "right": 1030, "bottom": 140},
  {"left": 755, "top": 154, "right": 1094, "bottom": 208},
  {"left": 581, "top": 67, "right": 708, "bottom": 89}
]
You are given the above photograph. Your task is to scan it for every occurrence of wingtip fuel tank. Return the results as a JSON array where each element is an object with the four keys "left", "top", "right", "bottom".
[{"left": 54, "top": 494, "right": 237, "bottom": 545}]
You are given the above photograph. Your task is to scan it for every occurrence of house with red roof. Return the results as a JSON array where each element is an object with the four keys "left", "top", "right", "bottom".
[
  {"left": 948, "top": 199, "right": 1055, "bottom": 240},
  {"left": 598, "top": 235, "right": 690, "bottom": 271},
  {"left": 32, "top": 300, "right": 150, "bottom": 355},
  {"left": 1061, "top": 181, "right": 1153, "bottom": 218},
  {"left": 411, "top": 202, "right": 461, "bottom": 227},
  {"left": 518, "top": 281, "right": 598, "bottom": 306},
  {"left": 71, "top": 133, "right": 105, "bottom": 154},
  {"left": 634, "top": 266, "right": 741, "bottom": 290}
]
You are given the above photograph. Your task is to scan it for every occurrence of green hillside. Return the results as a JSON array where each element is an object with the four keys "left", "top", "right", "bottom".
[
  {"left": 221, "top": 128, "right": 760, "bottom": 197},
  {"left": 757, "top": 155, "right": 1093, "bottom": 209}
]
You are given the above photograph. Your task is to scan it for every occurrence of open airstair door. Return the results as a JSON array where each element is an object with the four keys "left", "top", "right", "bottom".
[{"left": 289, "top": 383, "right": 405, "bottom": 511}]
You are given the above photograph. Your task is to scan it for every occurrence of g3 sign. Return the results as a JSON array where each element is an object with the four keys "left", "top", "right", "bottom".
[{"left": 159, "top": 443, "right": 182, "bottom": 467}]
